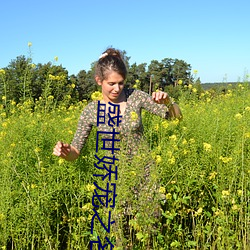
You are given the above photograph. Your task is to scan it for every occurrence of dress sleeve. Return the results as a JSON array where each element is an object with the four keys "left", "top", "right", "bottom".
[
  {"left": 71, "top": 102, "right": 95, "bottom": 152},
  {"left": 136, "top": 90, "right": 169, "bottom": 119}
]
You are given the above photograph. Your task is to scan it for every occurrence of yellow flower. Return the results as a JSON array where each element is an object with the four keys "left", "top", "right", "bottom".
[
  {"left": 28, "top": 42, "right": 32, "bottom": 47},
  {"left": 2, "top": 96, "right": 6, "bottom": 100},
  {"left": 161, "top": 120, "right": 168, "bottom": 128},
  {"left": 130, "top": 111, "right": 138, "bottom": 121},
  {"left": 208, "top": 171, "right": 217, "bottom": 180},
  {"left": 81, "top": 203, "right": 92, "bottom": 212},
  {"left": 245, "top": 106, "right": 250, "bottom": 112},
  {"left": 195, "top": 207, "right": 203, "bottom": 216},
  {"left": 86, "top": 184, "right": 95, "bottom": 192},
  {"left": 203, "top": 142, "right": 212, "bottom": 152},
  {"left": 135, "top": 79, "right": 140, "bottom": 83},
  {"left": 182, "top": 139, "right": 187, "bottom": 145},
  {"left": 48, "top": 95, "right": 54, "bottom": 100},
  {"left": 234, "top": 113, "right": 242, "bottom": 120},
  {"left": 188, "top": 84, "right": 193, "bottom": 89},
  {"left": 0, "top": 213, "right": 5, "bottom": 221},
  {"left": 192, "top": 88, "right": 197, "bottom": 93},
  {"left": 130, "top": 171, "right": 136, "bottom": 176},
  {"left": 222, "top": 190, "right": 230, "bottom": 197},
  {"left": 58, "top": 158, "right": 64, "bottom": 165},
  {"left": 169, "top": 118, "right": 179, "bottom": 126},
  {"left": 10, "top": 100, "right": 16, "bottom": 106},
  {"left": 237, "top": 189, "right": 243, "bottom": 196},
  {"left": 245, "top": 132, "right": 250, "bottom": 138},
  {"left": 159, "top": 186, "right": 166, "bottom": 194},
  {"left": 133, "top": 84, "right": 138, "bottom": 89},
  {"left": 232, "top": 204, "right": 239, "bottom": 211},
  {"left": 168, "top": 156, "right": 175, "bottom": 165},
  {"left": 155, "top": 155, "right": 162, "bottom": 164},
  {"left": 193, "top": 69, "right": 198, "bottom": 74},
  {"left": 189, "top": 138, "right": 195, "bottom": 144},
  {"left": 169, "top": 134, "right": 177, "bottom": 141},
  {"left": 34, "top": 147, "right": 41, "bottom": 153},
  {"left": 165, "top": 193, "right": 172, "bottom": 199},
  {"left": 31, "top": 184, "right": 37, "bottom": 189},
  {"left": 219, "top": 156, "right": 232, "bottom": 164},
  {"left": 54, "top": 56, "right": 58, "bottom": 61},
  {"left": 91, "top": 91, "right": 103, "bottom": 101},
  {"left": 178, "top": 79, "right": 183, "bottom": 85},
  {"left": 48, "top": 74, "right": 55, "bottom": 80},
  {"left": 0, "top": 69, "right": 6, "bottom": 75},
  {"left": 71, "top": 83, "right": 76, "bottom": 89}
]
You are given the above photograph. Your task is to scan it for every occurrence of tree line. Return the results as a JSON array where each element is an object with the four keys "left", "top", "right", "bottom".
[{"left": 0, "top": 51, "right": 200, "bottom": 106}]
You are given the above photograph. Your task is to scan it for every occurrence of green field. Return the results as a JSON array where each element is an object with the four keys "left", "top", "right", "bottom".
[{"left": 0, "top": 83, "right": 249, "bottom": 249}]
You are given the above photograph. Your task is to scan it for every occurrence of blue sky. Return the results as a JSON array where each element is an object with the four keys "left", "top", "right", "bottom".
[{"left": 1, "top": 0, "right": 249, "bottom": 83}]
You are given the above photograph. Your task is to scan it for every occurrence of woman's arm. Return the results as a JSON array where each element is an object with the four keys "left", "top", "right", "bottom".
[{"left": 53, "top": 141, "right": 80, "bottom": 161}]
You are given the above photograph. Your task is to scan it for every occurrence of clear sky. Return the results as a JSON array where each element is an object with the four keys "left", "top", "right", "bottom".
[{"left": 1, "top": 0, "right": 250, "bottom": 83}]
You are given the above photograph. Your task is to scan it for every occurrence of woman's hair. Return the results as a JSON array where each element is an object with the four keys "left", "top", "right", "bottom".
[{"left": 95, "top": 48, "right": 127, "bottom": 81}]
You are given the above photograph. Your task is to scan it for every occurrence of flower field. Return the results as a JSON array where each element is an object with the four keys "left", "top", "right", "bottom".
[{"left": 0, "top": 83, "right": 249, "bottom": 249}]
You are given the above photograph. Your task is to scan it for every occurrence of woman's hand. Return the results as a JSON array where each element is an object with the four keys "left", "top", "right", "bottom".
[
  {"left": 53, "top": 141, "right": 80, "bottom": 161},
  {"left": 152, "top": 91, "right": 171, "bottom": 105}
]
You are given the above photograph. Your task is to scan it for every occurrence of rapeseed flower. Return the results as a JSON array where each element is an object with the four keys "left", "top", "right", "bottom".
[
  {"left": 237, "top": 189, "right": 243, "bottom": 196},
  {"left": 54, "top": 56, "right": 58, "bottom": 62},
  {"left": 0, "top": 69, "right": 5, "bottom": 75},
  {"left": 203, "top": 142, "right": 212, "bottom": 152},
  {"left": 159, "top": 186, "right": 166, "bottom": 194},
  {"left": 130, "top": 111, "right": 138, "bottom": 121},
  {"left": 232, "top": 204, "right": 239, "bottom": 211},
  {"left": 169, "top": 134, "right": 177, "bottom": 141},
  {"left": 219, "top": 156, "right": 232, "bottom": 164},
  {"left": 161, "top": 120, "right": 168, "bottom": 128},
  {"left": 154, "top": 123, "right": 159, "bottom": 131},
  {"left": 165, "top": 193, "right": 172, "bottom": 199},
  {"left": 178, "top": 79, "right": 183, "bottom": 85},
  {"left": 194, "top": 207, "right": 203, "bottom": 216},
  {"left": 91, "top": 91, "right": 103, "bottom": 101},
  {"left": 208, "top": 171, "right": 217, "bottom": 180},
  {"left": 28, "top": 42, "right": 32, "bottom": 47},
  {"left": 222, "top": 190, "right": 230, "bottom": 197},
  {"left": 155, "top": 155, "right": 162, "bottom": 164},
  {"left": 234, "top": 113, "right": 242, "bottom": 120},
  {"left": 168, "top": 156, "right": 175, "bottom": 165},
  {"left": 86, "top": 184, "right": 95, "bottom": 192}
]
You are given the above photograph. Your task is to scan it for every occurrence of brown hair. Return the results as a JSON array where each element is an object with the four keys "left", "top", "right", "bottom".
[{"left": 95, "top": 48, "right": 127, "bottom": 81}]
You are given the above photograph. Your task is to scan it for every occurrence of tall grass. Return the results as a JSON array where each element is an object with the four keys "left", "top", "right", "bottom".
[{"left": 0, "top": 83, "right": 249, "bottom": 249}]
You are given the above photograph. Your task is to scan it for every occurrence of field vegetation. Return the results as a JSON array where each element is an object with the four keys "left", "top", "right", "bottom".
[{"left": 0, "top": 46, "right": 249, "bottom": 249}]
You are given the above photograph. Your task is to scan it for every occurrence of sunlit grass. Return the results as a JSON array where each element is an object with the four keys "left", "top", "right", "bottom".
[{"left": 0, "top": 83, "right": 249, "bottom": 249}]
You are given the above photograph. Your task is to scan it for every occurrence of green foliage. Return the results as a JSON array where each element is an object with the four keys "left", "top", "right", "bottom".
[{"left": 0, "top": 82, "right": 250, "bottom": 249}]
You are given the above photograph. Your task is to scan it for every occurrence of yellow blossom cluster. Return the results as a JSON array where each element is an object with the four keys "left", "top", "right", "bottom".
[
  {"left": 219, "top": 156, "right": 232, "bottom": 164},
  {"left": 130, "top": 111, "right": 138, "bottom": 121},
  {"left": 203, "top": 142, "right": 212, "bottom": 152},
  {"left": 48, "top": 74, "right": 66, "bottom": 81},
  {"left": 0, "top": 69, "right": 6, "bottom": 75},
  {"left": 91, "top": 91, "right": 103, "bottom": 101}
]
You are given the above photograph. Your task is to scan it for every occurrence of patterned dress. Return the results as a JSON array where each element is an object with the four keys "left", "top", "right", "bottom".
[
  {"left": 72, "top": 88, "right": 171, "bottom": 243},
  {"left": 71, "top": 88, "right": 169, "bottom": 154}
]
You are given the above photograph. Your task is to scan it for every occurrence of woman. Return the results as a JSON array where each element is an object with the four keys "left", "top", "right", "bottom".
[
  {"left": 53, "top": 48, "right": 182, "bottom": 247},
  {"left": 53, "top": 48, "right": 182, "bottom": 159}
]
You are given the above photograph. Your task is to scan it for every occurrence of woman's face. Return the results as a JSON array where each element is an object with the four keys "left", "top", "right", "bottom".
[{"left": 96, "top": 71, "right": 125, "bottom": 103}]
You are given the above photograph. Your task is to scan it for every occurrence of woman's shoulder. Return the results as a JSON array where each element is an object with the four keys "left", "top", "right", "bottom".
[{"left": 125, "top": 88, "right": 149, "bottom": 100}]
